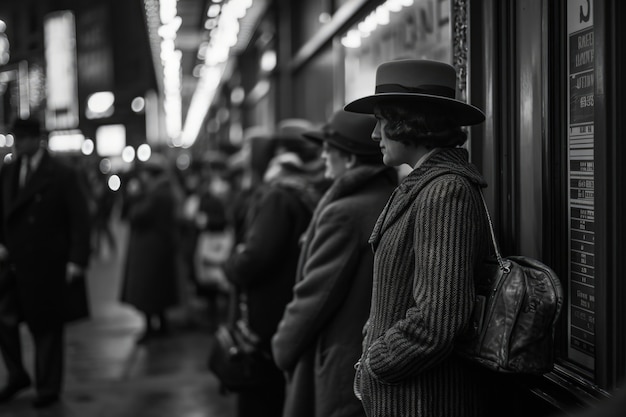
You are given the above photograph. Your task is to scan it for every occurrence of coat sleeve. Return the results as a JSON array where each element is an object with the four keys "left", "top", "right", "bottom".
[
  {"left": 224, "top": 187, "right": 301, "bottom": 288},
  {"left": 366, "top": 177, "right": 480, "bottom": 383},
  {"left": 64, "top": 167, "right": 92, "bottom": 268},
  {"left": 272, "top": 203, "right": 361, "bottom": 372}
]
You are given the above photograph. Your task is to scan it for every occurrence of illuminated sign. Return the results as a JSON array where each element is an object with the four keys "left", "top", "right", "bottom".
[
  {"left": 342, "top": 0, "right": 452, "bottom": 104},
  {"left": 96, "top": 124, "right": 126, "bottom": 156},
  {"left": 44, "top": 11, "right": 79, "bottom": 130}
]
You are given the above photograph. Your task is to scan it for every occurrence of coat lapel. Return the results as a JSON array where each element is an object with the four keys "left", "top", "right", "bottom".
[
  {"left": 368, "top": 148, "right": 476, "bottom": 249},
  {"left": 8, "top": 152, "right": 53, "bottom": 216},
  {"left": 368, "top": 171, "right": 427, "bottom": 249}
]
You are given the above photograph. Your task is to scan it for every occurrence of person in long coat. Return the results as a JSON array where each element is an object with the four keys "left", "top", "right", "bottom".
[
  {"left": 121, "top": 157, "right": 179, "bottom": 342},
  {"left": 272, "top": 110, "right": 397, "bottom": 417},
  {"left": 223, "top": 119, "right": 326, "bottom": 417},
  {"left": 345, "top": 60, "right": 492, "bottom": 417},
  {"left": 0, "top": 118, "right": 91, "bottom": 408}
]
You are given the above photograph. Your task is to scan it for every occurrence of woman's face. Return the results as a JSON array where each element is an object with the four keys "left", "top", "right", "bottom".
[
  {"left": 321, "top": 142, "right": 350, "bottom": 179},
  {"left": 372, "top": 117, "right": 408, "bottom": 167}
]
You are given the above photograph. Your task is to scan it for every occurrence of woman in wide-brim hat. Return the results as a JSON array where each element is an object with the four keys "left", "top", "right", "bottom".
[
  {"left": 347, "top": 59, "right": 492, "bottom": 417},
  {"left": 272, "top": 109, "right": 397, "bottom": 417}
]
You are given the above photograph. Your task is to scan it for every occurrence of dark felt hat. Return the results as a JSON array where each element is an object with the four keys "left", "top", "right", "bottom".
[
  {"left": 344, "top": 59, "right": 485, "bottom": 126},
  {"left": 273, "top": 118, "right": 320, "bottom": 163},
  {"left": 303, "top": 110, "right": 379, "bottom": 156}
]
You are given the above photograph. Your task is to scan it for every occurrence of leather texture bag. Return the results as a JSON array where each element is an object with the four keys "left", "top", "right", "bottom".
[
  {"left": 207, "top": 291, "right": 273, "bottom": 392},
  {"left": 456, "top": 191, "right": 564, "bottom": 375}
]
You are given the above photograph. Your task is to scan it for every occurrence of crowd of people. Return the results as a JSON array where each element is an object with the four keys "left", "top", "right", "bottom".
[{"left": 0, "top": 59, "right": 623, "bottom": 417}]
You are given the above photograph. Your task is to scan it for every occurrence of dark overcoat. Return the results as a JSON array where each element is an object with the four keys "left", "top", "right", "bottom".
[
  {"left": 223, "top": 172, "right": 322, "bottom": 417},
  {"left": 224, "top": 177, "right": 321, "bottom": 348},
  {"left": 121, "top": 177, "right": 179, "bottom": 314},
  {"left": 272, "top": 165, "right": 397, "bottom": 417},
  {"left": 356, "top": 148, "right": 491, "bottom": 417},
  {"left": 0, "top": 151, "right": 91, "bottom": 327}
]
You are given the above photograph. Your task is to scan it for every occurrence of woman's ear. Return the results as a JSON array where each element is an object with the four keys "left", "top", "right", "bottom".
[{"left": 345, "top": 154, "right": 357, "bottom": 169}]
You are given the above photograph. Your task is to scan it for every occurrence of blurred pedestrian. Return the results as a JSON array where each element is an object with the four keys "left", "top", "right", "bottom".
[
  {"left": 227, "top": 127, "right": 274, "bottom": 245},
  {"left": 178, "top": 161, "right": 203, "bottom": 297},
  {"left": 0, "top": 118, "right": 91, "bottom": 408},
  {"left": 88, "top": 168, "right": 117, "bottom": 258},
  {"left": 223, "top": 119, "right": 326, "bottom": 417},
  {"left": 346, "top": 59, "right": 490, "bottom": 417},
  {"left": 193, "top": 163, "right": 234, "bottom": 330},
  {"left": 120, "top": 155, "right": 179, "bottom": 343},
  {"left": 272, "top": 110, "right": 397, "bottom": 417}
]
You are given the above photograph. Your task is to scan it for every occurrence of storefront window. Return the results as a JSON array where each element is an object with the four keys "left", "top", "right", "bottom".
[{"left": 341, "top": 0, "right": 452, "bottom": 104}]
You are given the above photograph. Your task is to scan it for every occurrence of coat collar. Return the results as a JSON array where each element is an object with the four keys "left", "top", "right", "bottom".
[
  {"left": 368, "top": 148, "right": 486, "bottom": 248},
  {"left": 8, "top": 150, "right": 55, "bottom": 215},
  {"left": 301, "top": 165, "right": 396, "bottom": 248}
]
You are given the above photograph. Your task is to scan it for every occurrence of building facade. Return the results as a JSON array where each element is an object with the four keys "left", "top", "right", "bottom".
[{"left": 218, "top": 0, "right": 624, "bottom": 414}]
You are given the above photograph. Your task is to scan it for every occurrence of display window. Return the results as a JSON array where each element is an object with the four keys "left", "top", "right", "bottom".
[{"left": 339, "top": 0, "right": 453, "bottom": 105}]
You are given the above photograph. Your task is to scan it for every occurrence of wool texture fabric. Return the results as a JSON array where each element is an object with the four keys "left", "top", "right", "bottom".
[
  {"left": 357, "top": 148, "right": 491, "bottom": 417},
  {"left": 273, "top": 164, "right": 397, "bottom": 417}
]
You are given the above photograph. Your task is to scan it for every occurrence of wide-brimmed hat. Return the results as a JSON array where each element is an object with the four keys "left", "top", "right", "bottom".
[
  {"left": 274, "top": 118, "right": 315, "bottom": 141},
  {"left": 303, "top": 110, "right": 379, "bottom": 156},
  {"left": 344, "top": 59, "right": 485, "bottom": 126}
]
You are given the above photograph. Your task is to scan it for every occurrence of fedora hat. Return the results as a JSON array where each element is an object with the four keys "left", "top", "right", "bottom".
[
  {"left": 273, "top": 118, "right": 320, "bottom": 163},
  {"left": 303, "top": 110, "right": 379, "bottom": 156},
  {"left": 344, "top": 59, "right": 485, "bottom": 126}
]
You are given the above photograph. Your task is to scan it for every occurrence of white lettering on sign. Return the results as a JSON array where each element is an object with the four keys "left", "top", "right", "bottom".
[
  {"left": 576, "top": 73, "right": 594, "bottom": 89},
  {"left": 575, "top": 49, "right": 594, "bottom": 67}
]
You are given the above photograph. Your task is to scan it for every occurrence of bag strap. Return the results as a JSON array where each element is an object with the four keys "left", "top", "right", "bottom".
[
  {"left": 225, "top": 286, "right": 252, "bottom": 325},
  {"left": 238, "top": 291, "right": 250, "bottom": 324},
  {"left": 478, "top": 189, "right": 510, "bottom": 273}
]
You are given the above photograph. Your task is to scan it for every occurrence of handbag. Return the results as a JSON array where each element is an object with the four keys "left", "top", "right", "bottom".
[
  {"left": 456, "top": 190, "right": 564, "bottom": 375},
  {"left": 207, "top": 290, "right": 274, "bottom": 392}
]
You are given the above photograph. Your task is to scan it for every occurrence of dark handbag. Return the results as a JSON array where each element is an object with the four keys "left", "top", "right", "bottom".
[
  {"left": 64, "top": 275, "right": 90, "bottom": 323},
  {"left": 456, "top": 190, "right": 564, "bottom": 375},
  {"left": 207, "top": 291, "right": 273, "bottom": 392}
]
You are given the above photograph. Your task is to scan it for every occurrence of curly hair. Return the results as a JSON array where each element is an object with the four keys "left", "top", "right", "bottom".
[{"left": 374, "top": 101, "right": 467, "bottom": 149}]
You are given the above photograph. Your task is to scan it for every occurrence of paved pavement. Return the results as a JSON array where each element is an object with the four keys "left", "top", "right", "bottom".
[{"left": 0, "top": 214, "right": 237, "bottom": 416}]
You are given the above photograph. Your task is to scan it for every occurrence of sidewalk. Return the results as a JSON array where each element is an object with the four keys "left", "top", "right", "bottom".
[{"left": 0, "top": 212, "right": 237, "bottom": 416}]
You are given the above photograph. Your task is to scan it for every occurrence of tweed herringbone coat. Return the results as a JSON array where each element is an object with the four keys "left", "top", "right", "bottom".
[{"left": 356, "top": 148, "right": 491, "bottom": 417}]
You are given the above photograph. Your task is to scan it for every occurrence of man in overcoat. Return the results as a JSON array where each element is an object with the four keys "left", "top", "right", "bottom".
[
  {"left": 0, "top": 118, "right": 91, "bottom": 408},
  {"left": 272, "top": 110, "right": 397, "bottom": 417},
  {"left": 223, "top": 119, "right": 326, "bottom": 417}
]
